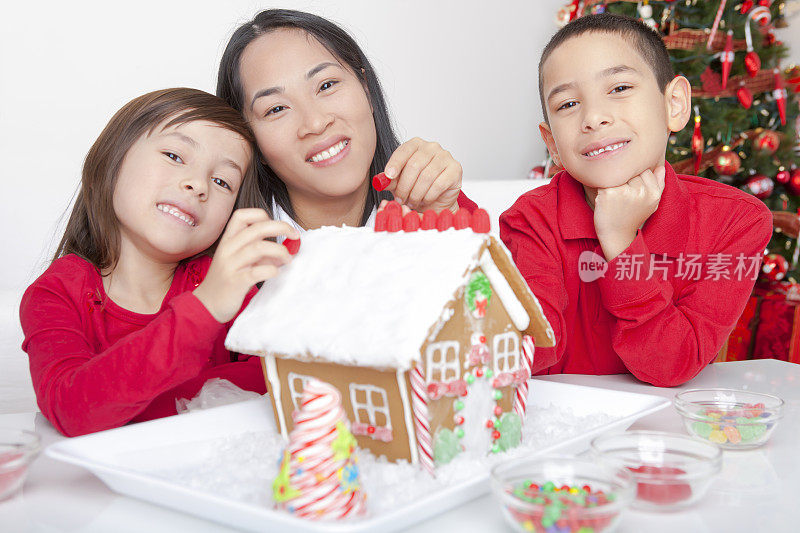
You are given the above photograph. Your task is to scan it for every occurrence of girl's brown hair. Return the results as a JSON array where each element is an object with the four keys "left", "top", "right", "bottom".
[{"left": 54, "top": 87, "right": 263, "bottom": 270}]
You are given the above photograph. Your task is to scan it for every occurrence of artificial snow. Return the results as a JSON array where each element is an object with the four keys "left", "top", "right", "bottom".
[
  {"left": 146, "top": 404, "right": 615, "bottom": 518},
  {"left": 225, "top": 226, "right": 535, "bottom": 370}
]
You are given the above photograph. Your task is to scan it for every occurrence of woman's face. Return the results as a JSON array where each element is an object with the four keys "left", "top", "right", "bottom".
[{"left": 239, "top": 29, "right": 376, "bottom": 204}]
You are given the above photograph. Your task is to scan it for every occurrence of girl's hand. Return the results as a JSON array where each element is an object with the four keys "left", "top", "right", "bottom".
[
  {"left": 383, "top": 137, "right": 462, "bottom": 213},
  {"left": 193, "top": 208, "right": 299, "bottom": 323}
]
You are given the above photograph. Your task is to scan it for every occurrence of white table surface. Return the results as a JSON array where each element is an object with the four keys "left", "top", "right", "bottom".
[{"left": 1, "top": 359, "right": 798, "bottom": 533}]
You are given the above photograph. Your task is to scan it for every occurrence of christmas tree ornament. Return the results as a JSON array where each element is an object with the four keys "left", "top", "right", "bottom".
[
  {"left": 776, "top": 168, "right": 791, "bottom": 184},
  {"left": 754, "top": 129, "right": 781, "bottom": 154},
  {"left": 773, "top": 69, "right": 788, "bottom": 125},
  {"left": 713, "top": 145, "right": 741, "bottom": 176},
  {"left": 748, "top": 5, "right": 773, "bottom": 28},
  {"left": 707, "top": 0, "right": 728, "bottom": 50},
  {"left": 528, "top": 165, "right": 545, "bottom": 180},
  {"left": 745, "top": 174, "right": 775, "bottom": 198},
  {"left": 743, "top": 12, "right": 762, "bottom": 77},
  {"left": 637, "top": 1, "right": 656, "bottom": 29},
  {"left": 737, "top": 83, "right": 754, "bottom": 108},
  {"left": 740, "top": 0, "right": 754, "bottom": 13},
  {"left": 762, "top": 253, "right": 789, "bottom": 282},
  {"left": 786, "top": 168, "right": 800, "bottom": 195},
  {"left": 691, "top": 107, "right": 704, "bottom": 175},
  {"left": 721, "top": 31, "right": 735, "bottom": 89}
]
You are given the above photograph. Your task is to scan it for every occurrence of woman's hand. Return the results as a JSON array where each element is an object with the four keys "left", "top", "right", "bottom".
[
  {"left": 382, "top": 137, "right": 462, "bottom": 213},
  {"left": 193, "top": 209, "right": 299, "bottom": 323}
]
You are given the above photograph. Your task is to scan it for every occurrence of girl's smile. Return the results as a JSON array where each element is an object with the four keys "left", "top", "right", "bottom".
[{"left": 306, "top": 137, "right": 351, "bottom": 166}]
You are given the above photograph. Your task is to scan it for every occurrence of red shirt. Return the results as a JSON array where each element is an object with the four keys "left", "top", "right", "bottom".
[
  {"left": 20, "top": 254, "right": 265, "bottom": 437},
  {"left": 500, "top": 163, "right": 772, "bottom": 387}
]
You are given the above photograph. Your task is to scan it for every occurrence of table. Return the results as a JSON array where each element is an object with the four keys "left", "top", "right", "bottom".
[{"left": 1, "top": 360, "right": 798, "bottom": 532}]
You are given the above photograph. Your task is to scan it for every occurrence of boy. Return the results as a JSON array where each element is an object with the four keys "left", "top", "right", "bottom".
[{"left": 500, "top": 14, "right": 772, "bottom": 386}]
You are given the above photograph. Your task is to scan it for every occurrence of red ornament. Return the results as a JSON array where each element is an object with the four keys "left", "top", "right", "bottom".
[
  {"left": 776, "top": 169, "right": 791, "bottom": 184},
  {"left": 421, "top": 209, "right": 437, "bottom": 230},
  {"left": 774, "top": 69, "right": 787, "bottom": 126},
  {"left": 761, "top": 254, "right": 788, "bottom": 282},
  {"left": 713, "top": 146, "right": 741, "bottom": 176},
  {"left": 372, "top": 172, "right": 391, "bottom": 191},
  {"left": 754, "top": 130, "right": 780, "bottom": 154},
  {"left": 787, "top": 168, "right": 800, "bottom": 195},
  {"left": 283, "top": 238, "right": 301, "bottom": 255},
  {"left": 737, "top": 84, "right": 753, "bottom": 108},
  {"left": 721, "top": 31, "right": 734, "bottom": 89},
  {"left": 740, "top": 0, "right": 754, "bottom": 13},
  {"left": 453, "top": 208, "right": 471, "bottom": 230},
  {"left": 436, "top": 210, "right": 454, "bottom": 231},
  {"left": 402, "top": 212, "right": 420, "bottom": 232},
  {"left": 744, "top": 174, "right": 774, "bottom": 199},
  {"left": 744, "top": 51, "right": 761, "bottom": 77},
  {"left": 691, "top": 112, "right": 703, "bottom": 175}
]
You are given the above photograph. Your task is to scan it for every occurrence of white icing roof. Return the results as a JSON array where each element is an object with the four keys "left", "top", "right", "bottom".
[{"left": 225, "top": 226, "right": 517, "bottom": 370}]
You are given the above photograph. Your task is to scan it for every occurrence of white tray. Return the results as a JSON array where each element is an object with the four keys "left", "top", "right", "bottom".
[{"left": 46, "top": 379, "right": 669, "bottom": 532}]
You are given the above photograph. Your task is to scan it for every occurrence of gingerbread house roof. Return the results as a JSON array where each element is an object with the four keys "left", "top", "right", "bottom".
[{"left": 225, "top": 225, "right": 554, "bottom": 370}]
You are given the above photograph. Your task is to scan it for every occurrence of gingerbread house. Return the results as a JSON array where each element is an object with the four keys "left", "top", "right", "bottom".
[{"left": 225, "top": 216, "right": 555, "bottom": 474}]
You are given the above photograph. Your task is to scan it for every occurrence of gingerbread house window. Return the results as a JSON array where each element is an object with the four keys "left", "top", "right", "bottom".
[
  {"left": 349, "top": 384, "right": 392, "bottom": 429},
  {"left": 493, "top": 332, "right": 520, "bottom": 374},
  {"left": 425, "top": 340, "right": 460, "bottom": 383},
  {"left": 287, "top": 372, "right": 314, "bottom": 411}
]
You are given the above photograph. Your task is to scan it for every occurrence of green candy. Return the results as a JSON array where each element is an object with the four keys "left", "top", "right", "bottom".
[
  {"left": 737, "top": 422, "right": 766, "bottom": 442},
  {"left": 493, "top": 390, "right": 503, "bottom": 401},
  {"left": 692, "top": 421, "right": 713, "bottom": 438},
  {"left": 454, "top": 400, "right": 465, "bottom": 411},
  {"left": 485, "top": 369, "right": 494, "bottom": 379},
  {"left": 542, "top": 481, "right": 556, "bottom": 492},
  {"left": 465, "top": 373, "right": 475, "bottom": 385},
  {"left": 456, "top": 428, "right": 465, "bottom": 439},
  {"left": 433, "top": 428, "right": 461, "bottom": 465}
]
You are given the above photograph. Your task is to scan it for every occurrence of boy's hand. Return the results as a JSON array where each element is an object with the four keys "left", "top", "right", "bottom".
[
  {"left": 382, "top": 137, "right": 462, "bottom": 213},
  {"left": 594, "top": 165, "right": 666, "bottom": 261},
  {"left": 193, "top": 209, "right": 299, "bottom": 323}
]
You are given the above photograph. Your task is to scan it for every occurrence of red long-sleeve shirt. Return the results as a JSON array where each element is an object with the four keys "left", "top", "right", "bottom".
[
  {"left": 500, "top": 163, "right": 772, "bottom": 387},
  {"left": 20, "top": 254, "right": 265, "bottom": 437}
]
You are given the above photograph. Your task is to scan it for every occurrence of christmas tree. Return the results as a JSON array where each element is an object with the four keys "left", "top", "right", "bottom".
[{"left": 557, "top": 0, "right": 800, "bottom": 278}]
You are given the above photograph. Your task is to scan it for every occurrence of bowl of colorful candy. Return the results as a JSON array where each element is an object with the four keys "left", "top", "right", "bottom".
[
  {"left": 490, "top": 456, "right": 635, "bottom": 532},
  {"left": 0, "top": 429, "right": 41, "bottom": 501},
  {"left": 591, "top": 431, "right": 721, "bottom": 512},
  {"left": 673, "top": 388, "right": 784, "bottom": 449}
]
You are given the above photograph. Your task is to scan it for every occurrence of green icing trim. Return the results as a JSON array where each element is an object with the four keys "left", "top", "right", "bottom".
[
  {"left": 272, "top": 450, "right": 301, "bottom": 502},
  {"left": 332, "top": 421, "right": 357, "bottom": 461},
  {"left": 466, "top": 272, "right": 492, "bottom": 312}
]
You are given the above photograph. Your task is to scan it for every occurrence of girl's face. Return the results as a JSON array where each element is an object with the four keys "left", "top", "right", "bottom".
[
  {"left": 112, "top": 119, "right": 251, "bottom": 263},
  {"left": 239, "top": 29, "right": 376, "bottom": 204}
]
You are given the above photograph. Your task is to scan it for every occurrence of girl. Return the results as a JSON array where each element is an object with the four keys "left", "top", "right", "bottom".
[
  {"left": 20, "top": 88, "right": 298, "bottom": 437},
  {"left": 216, "top": 9, "right": 477, "bottom": 233}
]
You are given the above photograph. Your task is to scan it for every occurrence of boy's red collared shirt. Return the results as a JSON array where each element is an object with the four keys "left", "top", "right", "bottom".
[{"left": 500, "top": 162, "right": 772, "bottom": 386}]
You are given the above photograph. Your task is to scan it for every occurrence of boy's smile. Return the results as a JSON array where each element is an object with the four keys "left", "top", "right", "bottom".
[{"left": 539, "top": 32, "right": 683, "bottom": 191}]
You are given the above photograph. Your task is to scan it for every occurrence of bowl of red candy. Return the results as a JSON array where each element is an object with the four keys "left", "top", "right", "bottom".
[
  {"left": 490, "top": 456, "right": 635, "bottom": 532},
  {"left": 673, "top": 388, "right": 784, "bottom": 449},
  {"left": 0, "top": 429, "right": 41, "bottom": 501},
  {"left": 591, "top": 431, "right": 721, "bottom": 512}
]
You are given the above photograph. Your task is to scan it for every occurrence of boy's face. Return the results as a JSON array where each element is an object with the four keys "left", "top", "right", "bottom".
[{"left": 540, "top": 32, "right": 675, "bottom": 189}]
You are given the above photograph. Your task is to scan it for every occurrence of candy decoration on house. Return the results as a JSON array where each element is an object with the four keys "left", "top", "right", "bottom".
[
  {"left": 272, "top": 379, "right": 367, "bottom": 520},
  {"left": 226, "top": 215, "right": 555, "bottom": 474}
]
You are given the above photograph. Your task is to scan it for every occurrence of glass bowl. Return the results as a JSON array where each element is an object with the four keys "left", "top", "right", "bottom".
[
  {"left": 490, "top": 456, "right": 635, "bottom": 532},
  {"left": 0, "top": 429, "right": 41, "bottom": 501},
  {"left": 591, "top": 431, "right": 721, "bottom": 512},
  {"left": 673, "top": 388, "right": 784, "bottom": 449}
]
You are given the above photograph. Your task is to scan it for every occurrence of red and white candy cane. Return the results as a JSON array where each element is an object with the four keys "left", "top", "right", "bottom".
[
  {"left": 706, "top": 0, "right": 727, "bottom": 50},
  {"left": 513, "top": 335, "right": 535, "bottom": 420},
  {"left": 410, "top": 365, "right": 435, "bottom": 475}
]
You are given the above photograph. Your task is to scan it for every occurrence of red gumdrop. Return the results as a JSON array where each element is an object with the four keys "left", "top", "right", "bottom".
[
  {"left": 436, "top": 210, "right": 454, "bottom": 231},
  {"left": 402, "top": 212, "right": 421, "bottom": 232},
  {"left": 453, "top": 208, "right": 471, "bottom": 229},
  {"left": 383, "top": 201, "right": 402, "bottom": 216},
  {"left": 628, "top": 465, "right": 692, "bottom": 505},
  {"left": 492, "top": 430, "right": 501, "bottom": 440},
  {"left": 386, "top": 213, "right": 402, "bottom": 232},
  {"left": 283, "top": 238, "right": 301, "bottom": 255},
  {"left": 421, "top": 209, "right": 437, "bottom": 230},
  {"left": 372, "top": 172, "right": 391, "bottom": 191},
  {"left": 374, "top": 210, "right": 387, "bottom": 232},
  {"left": 485, "top": 419, "right": 494, "bottom": 428},
  {"left": 367, "top": 425, "right": 376, "bottom": 434},
  {"left": 471, "top": 208, "right": 491, "bottom": 233}
]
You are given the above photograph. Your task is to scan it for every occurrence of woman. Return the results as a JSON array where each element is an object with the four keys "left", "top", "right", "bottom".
[{"left": 217, "top": 9, "right": 476, "bottom": 232}]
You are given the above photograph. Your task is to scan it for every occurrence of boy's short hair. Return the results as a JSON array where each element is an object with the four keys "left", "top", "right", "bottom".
[{"left": 538, "top": 13, "right": 675, "bottom": 121}]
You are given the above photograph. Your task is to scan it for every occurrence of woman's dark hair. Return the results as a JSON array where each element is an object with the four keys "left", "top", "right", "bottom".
[
  {"left": 539, "top": 13, "right": 675, "bottom": 122},
  {"left": 54, "top": 87, "right": 261, "bottom": 270},
  {"left": 217, "top": 9, "right": 396, "bottom": 226}
]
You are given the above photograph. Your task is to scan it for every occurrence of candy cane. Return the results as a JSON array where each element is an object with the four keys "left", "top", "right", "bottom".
[
  {"left": 706, "top": 0, "right": 727, "bottom": 50},
  {"left": 513, "top": 335, "right": 535, "bottom": 420},
  {"left": 410, "top": 365, "right": 435, "bottom": 475}
]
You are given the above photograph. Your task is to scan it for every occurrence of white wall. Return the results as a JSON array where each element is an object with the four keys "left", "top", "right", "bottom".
[{"left": 0, "top": 0, "right": 566, "bottom": 296}]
